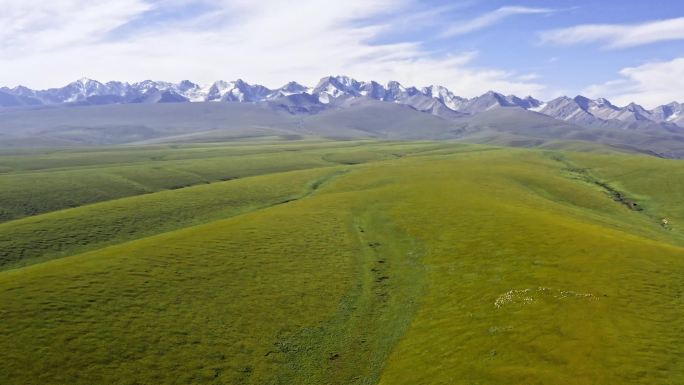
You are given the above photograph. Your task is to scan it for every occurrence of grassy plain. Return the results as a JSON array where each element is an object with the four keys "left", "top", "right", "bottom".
[{"left": 0, "top": 140, "right": 682, "bottom": 384}]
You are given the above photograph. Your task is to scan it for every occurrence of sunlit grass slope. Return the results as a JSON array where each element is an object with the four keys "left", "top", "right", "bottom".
[
  {"left": 0, "top": 141, "right": 682, "bottom": 384},
  {"left": 0, "top": 167, "right": 342, "bottom": 270},
  {"left": 0, "top": 140, "right": 451, "bottom": 222},
  {"left": 567, "top": 151, "right": 684, "bottom": 244},
  {"left": 372, "top": 150, "right": 684, "bottom": 385},
  {"left": 0, "top": 147, "right": 330, "bottom": 222}
]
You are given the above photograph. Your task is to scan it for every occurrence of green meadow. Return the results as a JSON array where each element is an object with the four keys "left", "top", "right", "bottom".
[{"left": 0, "top": 140, "right": 682, "bottom": 384}]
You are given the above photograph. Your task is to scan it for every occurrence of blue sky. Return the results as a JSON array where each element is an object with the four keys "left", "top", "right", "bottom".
[{"left": 1, "top": 0, "right": 683, "bottom": 107}]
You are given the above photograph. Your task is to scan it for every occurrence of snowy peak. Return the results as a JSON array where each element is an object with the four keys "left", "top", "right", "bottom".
[
  {"left": 206, "top": 80, "right": 232, "bottom": 101},
  {"left": 421, "top": 85, "right": 467, "bottom": 111},
  {"left": 506, "top": 95, "right": 542, "bottom": 110},
  {"left": 313, "top": 76, "right": 363, "bottom": 103},
  {"left": 651, "top": 102, "right": 684, "bottom": 123},
  {"left": 0, "top": 88, "right": 42, "bottom": 107},
  {"left": 538, "top": 96, "right": 598, "bottom": 124},
  {"left": 654, "top": 102, "right": 684, "bottom": 125},
  {"left": 176, "top": 80, "right": 205, "bottom": 102},
  {"left": 455, "top": 91, "right": 514, "bottom": 114},
  {"left": 266, "top": 82, "right": 308, "bottom": 101},
  {"left": 42, "top": 78, "right": 110, "bottom": 103},
  {"left": 594, "top": 97, "right": 616, "bottom": 109},
  {"left": 104, "top": 81, "right": 133, "bottom": 97},
  {"left": 275, "top": 81, "right": 307, "bottom": 95},
  {"left": 384, "top": 81, "right": 421, "bottom": 101},
  {"left": 133, "top": 80, "right": 174, "bottom": 94},
  {"left": 220, "top": 79, "right": 271, "bottom": 102},
  {"left": 204, "top": 80, "right": 271, "bottom": 102},
  {"left": 359, "top": 81, "right": 387, "bottom": 100},
  {"left": 71, "top": 78, "right": 108, "bottom": 94},
  {"left": 537, "top": 95, "right": 671, "bottom": 127},
  {"left": 177, "top": 80, "right": 200, "bottom": 93}
]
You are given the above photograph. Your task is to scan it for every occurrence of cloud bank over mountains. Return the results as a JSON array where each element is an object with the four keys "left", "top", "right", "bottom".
[
  {"left": 0, "top": 1, "right": 682, "bottom": 107},
  {"left": 0, "top": 0, "right": 545, "bottom": 98}
]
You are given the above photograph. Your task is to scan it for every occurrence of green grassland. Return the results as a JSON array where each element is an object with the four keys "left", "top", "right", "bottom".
[
  {"left": 0, "top": 140, "right": 682, "bottom": 384},
  {"left": 0, "top": 140, "right": 454, "bottom": 222},
  {"left": 0, "top": 167, "right": 345, "bottom": 270}
]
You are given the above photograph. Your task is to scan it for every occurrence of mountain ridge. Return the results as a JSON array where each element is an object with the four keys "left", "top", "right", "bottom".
[
  {"left": 1, "top": 76, "right": 682, "bottom": 130},
  {"left": 1, "top": 76, "right": 683, "bottom": 158}
]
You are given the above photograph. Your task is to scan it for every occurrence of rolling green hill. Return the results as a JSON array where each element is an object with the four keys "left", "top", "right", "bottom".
[
  {"left": 0, "top": 140, "right": 453, "bottom": 222},
  {"left": 0, "top": 140, "right": 682, "bottom": 384}
]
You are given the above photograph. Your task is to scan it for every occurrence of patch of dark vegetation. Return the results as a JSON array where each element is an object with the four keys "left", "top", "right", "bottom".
[
  {"left": 256, "top": 170, "right": 350, "bottom": 216},
  {"left": 169, "top": 184, "right": 194, "bottom": 190},
  {"left": 547, "top": 153, "right": 643, "bottom": 211},
  {"left": 307, "top": 170, "right": 349, "bottom": 192},
  {"left": 375, "top": 276, "right": 389, "bottom": 283},
  {"left": 321, "top": 136, "right": 356, "bottom": 141},
  {"left": 279, "top": 134, "right": 304, "bottom": 141},
  {"left": 592, "top": 178, "right": 642, "bottom": 211},
  {"left": 266, "top": 338, "right": 302, "bottom": 358},
  {"left": 509, "top": 139, "right": 545, "bottom": 147}
]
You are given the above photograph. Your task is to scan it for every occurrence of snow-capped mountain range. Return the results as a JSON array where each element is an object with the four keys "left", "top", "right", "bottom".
[{"left": 1, "top": 76, "right": 683, "bottom": 129}]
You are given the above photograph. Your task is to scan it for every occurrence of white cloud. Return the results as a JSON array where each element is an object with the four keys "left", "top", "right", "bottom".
[
  {"left": 442, "top": 6, "right": 554, "bottom": 37},
  {"left": 0, "top": 0, "right": 546, "bottom": 97},
  {"left": 540, "top": 17, "right": 684, "bottom": 49},
  {"left": 0, "top": 0, "right": 152, "bottom": 54},
  {"left": 583, "top": 57, "right": 684, "bottom": 108}
]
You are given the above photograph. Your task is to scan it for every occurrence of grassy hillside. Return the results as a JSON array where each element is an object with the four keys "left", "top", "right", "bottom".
[
  {"left": 0, "top": 140, "right": 452, "bottom": 222},
  {"left": 567, "top": 151, "right": 684, "bottom": 243},
  {"left": 0, "top": 146, "right": 328, "bottom": 221},
  {"left": 0, "top": 140, "right": 682, "bottom": 384},
  {"left": 0, "top": 167, "right": 344, "bottom": 270}
]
